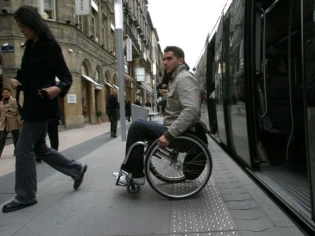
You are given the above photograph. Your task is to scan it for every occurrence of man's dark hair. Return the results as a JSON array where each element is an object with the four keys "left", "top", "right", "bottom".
[
  {"left": 164, "top": 46, "right": 185, "bottom": 59},
  {"left": 14, "top": 5, "right": 55, "bottom": 42},
  {"left": 2, "top": 88, "right": 11, "bottom": 93}
]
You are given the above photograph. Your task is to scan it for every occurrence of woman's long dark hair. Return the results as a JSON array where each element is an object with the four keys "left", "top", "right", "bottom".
[{"left": 14, "top": 5, "right": 55, "bottom": 42}]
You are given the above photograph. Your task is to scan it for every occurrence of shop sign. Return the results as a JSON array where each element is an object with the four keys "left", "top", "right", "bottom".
[
  {"left": 75, "top": 0, "right": 90, "bottom": 15},
  {"left": 67, "top": 94, "right": 77, "bottom": 103},
  {"left": 135, "top": 68, "right": 145, "bottom": 82}
]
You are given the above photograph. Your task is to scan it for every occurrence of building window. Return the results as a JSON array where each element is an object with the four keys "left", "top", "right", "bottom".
[
  {"left": 124, "top": 63, "right": 129, "bottom": 74},
  {"left": 91, "top": 15, "right": 96, "bottom": 37},
  {"left": 95, "top": 69, "right": 100, "bottom": 82},
  {"left": 29, "top": 0, "right": 56, "bottom": 20},
  {"left": 77, "top": 16, "right": 83, "bottom": 31},
  {"left": 102, "top": 14, "right": 107, "bottom": 48},
  {"left": 43, "top": 0, "right": 55, "bottom": 19}
]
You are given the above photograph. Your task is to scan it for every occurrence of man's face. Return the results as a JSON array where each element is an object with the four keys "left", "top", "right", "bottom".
[
  {"left": 163, "top": 51, "right": 184, "bottom": 74},
  {"left": 278, "top": 58, "right": 288, "bottom": 75},
  {"left": 2, "top": 90, "right": 10, "bottom": 99}
]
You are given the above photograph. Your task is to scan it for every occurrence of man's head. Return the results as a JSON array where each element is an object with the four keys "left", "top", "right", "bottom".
[
  {"left": 163, "top": 46, "right": 185, "bottom": 74},
  {"left": 113, "top": 89, "right": 118, "bottom": 97},
  {"left": 266, "top": 54, "right": 288, "bottom": 77},
  {"left": 2, "top": 88, "right": 11, "bottom": 99}
]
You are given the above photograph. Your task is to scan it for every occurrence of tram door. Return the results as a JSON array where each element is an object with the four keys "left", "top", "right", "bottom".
[
  {"left": 303, "top": 0, "right": 315, "bottom": 220},
  {"left": 225, "top": 0, "right": 251, "bottom": 165},
  {"left": 253, "top": 0, "right": 312, "bottom": 218}
]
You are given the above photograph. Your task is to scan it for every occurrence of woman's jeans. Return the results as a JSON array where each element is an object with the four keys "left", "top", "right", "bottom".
[
  {"left": 122, "top": 119, "right": 167, "bottom": 178},
  {"left": 15, "top": 120, "right": 82, "bottom": 202}
]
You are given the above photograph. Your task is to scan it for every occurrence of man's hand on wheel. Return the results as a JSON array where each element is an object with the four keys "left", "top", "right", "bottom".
[{"left": 158, "top": 135, "right": 169, "bottom": 148}]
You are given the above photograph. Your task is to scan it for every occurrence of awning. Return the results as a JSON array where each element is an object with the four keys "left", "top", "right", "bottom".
[
  {"left": 81, "top": 75, "right": 103, "bottom": 90},
  {"left": 141, "top": 82, "right": 153, "bottom": 94},
  {"left": 124, "top": 73, "right": 134, "bottom": 82},
  {"left": 104, "top": 82, "right": 114, "bottom": 88}
]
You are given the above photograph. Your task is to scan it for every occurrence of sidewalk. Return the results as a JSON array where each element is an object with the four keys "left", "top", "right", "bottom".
[
  {"left": 0, "top": 117, "right": 305, "bottom": 236},
  {"left": 0, "top": 120, "right": 126, "bottom": 178}
]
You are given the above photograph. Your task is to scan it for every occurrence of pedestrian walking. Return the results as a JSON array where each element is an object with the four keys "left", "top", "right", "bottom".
[
  {"left": 134, "top": 99, "right": 141, "bottom": 106},
  {"left": 106, "top": 89, "right": 119, "bottom": 138},
  {"left": 125, "top": 100, "right": 131, "bottom": 122},
  {"left": 2, "top": 5, "right": 87, "bottom": 213},
  {"left": 0, "top": 88, "right": 21, "bottom": 157}
]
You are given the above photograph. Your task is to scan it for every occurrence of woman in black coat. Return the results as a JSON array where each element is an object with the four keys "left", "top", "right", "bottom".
[{"left": 2, "top": 6, "right": 87, "bottom": 213}]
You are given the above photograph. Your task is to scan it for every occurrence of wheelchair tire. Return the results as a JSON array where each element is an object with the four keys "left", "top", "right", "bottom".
[{"left": 144, "top": 134, "right": 212, "bottom": 199}]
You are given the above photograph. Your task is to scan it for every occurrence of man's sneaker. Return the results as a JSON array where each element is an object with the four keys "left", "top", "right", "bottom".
[
  {"left": 116, "top": 175, "right": 145, "bottom": 186},
  {"left": 112, "top": 172, "right": 119, "bottom": 177}
]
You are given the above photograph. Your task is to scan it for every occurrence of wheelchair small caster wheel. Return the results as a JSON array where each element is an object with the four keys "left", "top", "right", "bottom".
[{"left": 127, "top": 183, "right": 140, "bottom": 193}]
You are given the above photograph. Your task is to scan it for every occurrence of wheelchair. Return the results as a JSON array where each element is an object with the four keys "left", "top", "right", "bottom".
[{"left": 115, "top": 133, "right": 213, "bottom": 199}]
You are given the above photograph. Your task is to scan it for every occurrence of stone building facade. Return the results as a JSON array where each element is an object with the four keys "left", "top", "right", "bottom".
[{"left": 0, "top": 0, "right": 162, "bottom": 129}]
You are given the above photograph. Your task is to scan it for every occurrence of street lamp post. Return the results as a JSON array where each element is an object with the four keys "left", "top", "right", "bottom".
[
  {"left": 114, "top": 0, "right": 126, "bottom": 141},
  {"left": 152, "top": 63, "right": 157, "bottom": 112}
]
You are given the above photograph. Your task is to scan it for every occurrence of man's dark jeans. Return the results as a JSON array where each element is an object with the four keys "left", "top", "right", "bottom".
[
  {"left": 107, "top": 112, "right": 118, "bottom": 136},
  {"left": 122, "top": 119, "right": 167, "bottom": 178}
]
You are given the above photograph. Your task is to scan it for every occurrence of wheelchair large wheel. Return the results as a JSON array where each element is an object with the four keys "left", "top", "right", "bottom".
[{"left": 144, "top": 134, "right": 212, "bottom": 199}]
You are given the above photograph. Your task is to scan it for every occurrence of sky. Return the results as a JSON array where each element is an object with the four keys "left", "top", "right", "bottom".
[{"left": 148, "top": 0, "right": 227, "bottom": 71}]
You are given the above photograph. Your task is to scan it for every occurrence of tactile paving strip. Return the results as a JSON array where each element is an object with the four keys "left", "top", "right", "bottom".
[
  {"left": 170, "top": 232, "right": 239, "bottom": 236},
  {"left": 171, "top": 179, "right": 237, "bottom": 235}
]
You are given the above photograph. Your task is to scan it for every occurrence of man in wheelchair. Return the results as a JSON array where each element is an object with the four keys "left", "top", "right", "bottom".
[{"left": 114, "top": 46, "right": 207, "bottom": 186}]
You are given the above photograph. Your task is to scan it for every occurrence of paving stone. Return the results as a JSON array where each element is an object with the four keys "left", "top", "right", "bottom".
[
  {"left": 214, "top": 177, "right": 240, "bottom": 184},
  {"left": 220, "top": 187, "right": 249, "bottom": 195},
  {"left": 225, "top": 200, "right": 259, "bottom": 210},
  {"left": 222, "top": 193, "right": 253, "bottom": 202},
  {"left": 213, "top": 174, "right": 237, "bottom": 179},
  {"left": 240, "top": 228, "right": 283, "bottom": 236},
  {"left": 216, "top": 182, "right": 244, "bottom": 189},
  {"left": 279, "top": 226, "right": 306, "bottom": 236},
  {"left": 234, "top": 217, "right": 275, "bottom": 231},
  {"left": 229, "top": 209, "right": 267, "bottom": 219}
]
